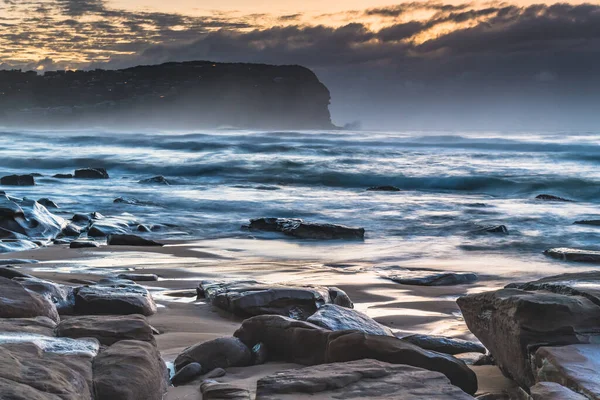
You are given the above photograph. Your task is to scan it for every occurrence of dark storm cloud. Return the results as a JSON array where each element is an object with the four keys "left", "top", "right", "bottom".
[
  {"left": 56, "top": 0, "right": 105, "bottom": 16},
  {"left": 365, "top": 1, "right": 471, "bottom": 17}
]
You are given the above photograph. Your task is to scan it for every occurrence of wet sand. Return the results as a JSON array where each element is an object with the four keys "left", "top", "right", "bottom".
[{"left": 1, "top": 238, "right": 595, "bottom": 398}]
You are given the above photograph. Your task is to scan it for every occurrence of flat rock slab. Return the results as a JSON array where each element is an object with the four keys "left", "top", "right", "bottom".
[
  {"left": 0, "top": 316, "right": 56, "bottom": 336},
  {"left": 256, "top": 359, "right": 475, "bottom": 399},
  {"left": 73, "top": 282, "right": 157, "bottom": 316},
  {"left": 400, "top": 334, "right": 486, "bottom": 355},
  {"left": 93, "top": 340, "right": 167, "bottom": 400},
  {"left": 0, "top": 276, "right": 59, "bottom": 322},
  {"left": 0, "top": 333, "right": 99, "bottom": 357},
  {"left": 507, "top": 271, "right": 600, "bottom": 305},
  {"left": 56, "top": 314, "right": 155, "bottom": 346},
  {"left": 201, "top": 381, "right": 251, "bottom": 400},
  {"left": 107, "top": 234, "right": 163, "bottom": 247},
  {"left": 307, "top": 304, "right": 393, "bottom": 336},
  {"left": 247, "top": 217, "right": 365, "bottom": 240},
  {"left": 544, "top": 248, "right": 600, "bottom": 263},
  {"left": 384, "top": 270, "right": 478, "bottom": 286},
  {"left": 535, "top": 344, "right": 600, "bottom": 399},
  {"left": 530, "top": 382, "right": 588, "bottom": 400},
  {"left": 199, "top": 279, "right": 352, "bottom": 320}
]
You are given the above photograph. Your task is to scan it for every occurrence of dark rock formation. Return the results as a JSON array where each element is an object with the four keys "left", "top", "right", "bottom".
[
  {"left": 92, "top": 340, "right": 168, "bottom": 400},
  {"left": 37, "top": 198, "right": 59, "bottom": 208},
  {"left": 70, "top": 240, "right": 100, "bottom": 249},
  {"left": 198, "top": 279, "right": 352, "bottom": 320},
  {"left": 174, "top": 337, "right": 252, "bottom": 372},
  {"left": 56, "top": 315, "right": 155, "bottom": 346},
  {"left": 0, "top": 174, "right": 35, "bottom": 186},
  {"left": 544, "top": 247, "right": 600, "bottom": 262},
  {"left": 306, "top": 304, "right": 393, "bottom": 336},
  {"left": 87, "top": 216, "right": 136, "bottom": 237},
  {"left": 536, "top": 194, "right": 573, "bottom": 202},
  {"left": 246, "top": 217, "right": 365, "bottom": 240},
  {"left": 251, "top": 343, "right": 268, "bottom": 365},
  {"left": 457, "top": 272, "right": 600, "bottom": 388},
  {"left": 256, "top": 360, "right": 475, "bottom": 400},
  {"left": 74, "top": 168, "right": 109, "bottom": 179},
  {"left": 53, "top": 173, "right": 74, "bottom": 179},
  {"left": 201, "top": 381, "right": 251, "bottom": 400},
  {"left": 171, "top": 362, "right": 203, "bottom": 386},
  {"left": 0, "top": 196, "right": 66, "bottom": 241},
  {"left": 73, "top": 281, "right": 157, "bottom": 316},
  {"left": 534, "top": 344, "right": 600, "bottom": 399},
  {"left": 139, "top": 176, "right": 170, "bottom": 185},
  {"left": 0, "top": 266, "right": 34, "bottom": 279},
  {"left": 400, "top": 334, "right": 486, "bottom": 355},
  {"left": 0, "top": 277, "right": 59, "bottom": 322},
  {"left": 107, "top": 234, "right": 163, "bottom": 247},
  {"left": 0, "top": 61, "right": 334, "bottom": 130},
  {"left": 13, "top": 276, "right": 74, "bottom": 314},
  {"left": 530, "top": 382, "right": 588, "bottom": 400},
  {"left": 116, "top": 273, "right": 159, "bottom": 282},
  {"left": 367, "top": 185, "right": 401, "bottom": 192},
  {"left": 0, "top": 316, "right": 56, "bottom": 336},
  {"left": 384, "top": 270, "right": 478, "bottom": 286},
  {"left": 472, "top": 225, "right": 509, "bottom": 235},
  {"left": 233, "top": 315, "right": 477, "bottom": 395},
  {"left": 574, "top": 219, "right": 600, "bottom": 226}
]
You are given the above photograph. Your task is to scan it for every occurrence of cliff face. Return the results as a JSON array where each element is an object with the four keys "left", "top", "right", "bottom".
[{"left": 0, "top": 61, "right": 334, "bottom": 130}]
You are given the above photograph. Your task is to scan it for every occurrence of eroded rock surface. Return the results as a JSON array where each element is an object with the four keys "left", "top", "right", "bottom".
[
  {"left": 174, "top": 337, "right": 251, "bottom": 372},
  {"left": 530, "top": 382, "right": 588, "bottom": 400},
  {"left": 246, "top": 217, "right": 365, "bottom": 240},
  {"left": 544, "top": 248, "right": 600, "bottom": 263},
  {"left": 400, "top": 334, "right": 486, "bottom": 355},
  {"left": 73, "top": 281, "right": 157, "bottom": 316},
  {"left": 0, "top": 277, "right": 59, "bottom": 322},
  {"left": 307, "top": 304, "right": 393, "bottom": 336},
  {"left": 56, "top": 314, "right": 155, "bottom": 346},
  {"left": 384, "top": 270, "right": 478, "bottom": 286}
]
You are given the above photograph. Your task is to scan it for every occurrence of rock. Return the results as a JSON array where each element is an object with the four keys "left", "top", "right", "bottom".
[
  {"left": 53, "top": 173, "right": 74, "bottom": 179},
  {"left": 136, "top": 224, "right": 151, "bottom": 232},
  {"left": 73, "top": 282, "right": 157, "bottom": 316},
  {"left": 171, "top": 362, "right": 202, "bottom": 386},
  {"left": 367, "top": 185, "right": 401, "bottom": 192},
  {"left": 574, "top": 220, "right": 600, "bottom": 226},
  {"left": 0, "top": 174, "right": 35, "bottom": 186},
  {"left": 93, "top": 340, "right": 167, "bottom": 400},
  {"left": 113, "top": 197, "right": 153, "bottom": 206},
  {"left": 13, "top": 276, "right": 74, "bottom": 314},
  {"left": 0, "top": 258, "right": 38, "bottom": 265},
  {"left": 534, "top": 344, "right": 600, "bottom": 399},
  {"left": 530, "top": 382, "right": 588, "bottom": 400},
  {"left": 37, "top": 198, "right": 59, "bottom": 208},
  {"left": 0, "top": 316, "right": 56, "bottom": 336},
  {"left": 60, "top": 223, "right": 81, "bottom": 237},
  {"left": 88, "top": 217, "right": 134, "bottom": 237},
  {"left": 536, "top": 194, "right": 572, "bottom": 202},
  {"left": 473, "top": 225, "right": 509, "bottom": 234},
  {"left": 116, "top": 273, "right": 159, "bottom": 281},
  {"left": 0, "top": 196, "right": 66, "bottom": 241},
  {"left": 307, "top": 304, "right": 393, "bottom": 336},
  {"left": 234, "top": 315, "right": 478, "bottom": 395},
  {"left": 203, "top": 368, "right": 227, "bottom": 379},
  {"left": 0, "top": 277, "right": 59, "bottom": 322},
  {"left": 328, "top": 286, "right": 354, "bottom": 308},
  {"left": 0, "top": 239, "right": 39, "bottom": 253},
  {"left": 107, "top": 234, "right": 163, "bottom": 247},
  {"left": 139, "top": 176, "right": 170, "bottom": 185},
  {"left": 400, "top": 334, "right": 486, "bottom": 355},
  {"left": 544, "top": 247, "right": 600, "bottom": 263},
  {"left": 174, "top": 337, "right": 252, "bottom": 372},
  {"left": 201, "top": 381, "right": 251, "bottom": 400},
  {"left": 0, "top": 342, "right": 94, "bottom": 400},
  {"left": 56, "top": 314, "right": 155, "bottom": 346},
  {"left": 70, "top": 240, "right": 100, "bottom": 249},
  {"left": 384, "top": 270, "right": 478, "bottom": 286},
  {"left": 256, "top": 359, "right": 475, "bottom": 400},
  {"left": 199, "top": 279, "right": 351, "bottom": 320},
  {"left": 0, "top": 266, "right": 34, "bottom": 279},
  {"left": 72, "top": 213, "right": 93, "bottom": 223},
  {"left": 457, "top": 273, "right": 600, "bottom": 388},
  {"left": 251, "top": 343, "right": 268, "bottom": 365},
  {"left": 74, "top": 168, "right": 109, "bottom": 179},
  {"left": 246, "top": 217, "right": 365, "bottom": 240}
]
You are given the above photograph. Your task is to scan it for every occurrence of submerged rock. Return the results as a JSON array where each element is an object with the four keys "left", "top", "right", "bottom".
[
  {"left": 0, "top": 174, "right": 35, "bottom": 186},
  {"left": 198, "top": 279, "right": 352, "bottom": 320},
  {"left": 0, "top": 196, "right": 66, "bottom": 241},
  {"left": 246, "top": 217, "right": 365, "bottom": 240},
  {"left": 458, "top": 271, "right": 600, "bottom": 388},
  {"left": 56, "top": 314, "right": 155, "bottom": 346},
  {"left": 367, "top": 185, "right": 401, "bottom": 192},
  {"left": 472, "top": 225, "right": 509, "bottom": 235},
  {"left": 174, "top": 337, "right": 251, "bottom": 372},
  {"left": 37, "top": 198, "right": 59, "bottom": 209},
  {"left": 384, "top": 270, "right": 478, "bottom": 286},
  {"left": 88, "top": 216, "right": 134, "bottom": 237},
  {"left": 307, "top": 304, "right": 393, "bottom": 336},
  {"left": 256, "top": 360, "right": 475, "bottom": 400},
  {"left": 53, "top": 173, "right": 74, "bottom": 179},
  {"left": 544, "top": 247, "right": 600, "bottom": 262},
  {"left": 93, "top": 340, "right": 168, "bottom": 400},
  {"left": 74, "top": 168, "right": 109, "bottom": 179},
  {"left": 107, "top": 234, "right": 163, "bottom": 247},
  {"left": 400, "top": 334, "right": 486, "bottom": 355},
  {"left": 536, "top": 194, "right": 573, "bottom": 202},
  {"left": 73, "top": 281, "right": 157, "bottom": 316},
  {"left": 70, "top": 240, "right": 100, "bottom": 249},
  {"left": 574, "top": 219, "right": 600, "bottom": 226},
  {"left": 139, "top": 176, "right": 170, "bottom": 185}
]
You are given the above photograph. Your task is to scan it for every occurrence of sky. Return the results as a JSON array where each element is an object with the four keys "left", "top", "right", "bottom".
[{"left": 2, "top": 0, "right": 600, "bottom": 129}]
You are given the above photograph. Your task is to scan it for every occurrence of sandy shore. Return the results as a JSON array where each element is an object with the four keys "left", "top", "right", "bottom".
[{"left": 1, "top": 238, "right": 593, "bottom": 398}]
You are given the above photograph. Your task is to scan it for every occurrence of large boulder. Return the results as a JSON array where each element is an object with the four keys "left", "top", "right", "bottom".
[
  {"left": 530, "top": 382, "right": 588, "bottom": 400},
  {"left": 199, "top": 279, "right": 352, "bottom": 320},
  {"left": 73, "top": 282, "right": 157, "bottom": 316},
  {"left": 0, "top": 342, "right": 94, "bottom": 400},
  {"left": 74, "top": 168, "right": 109, "bottom": 179},
  {"left": 534, "top": 344, "right": 600, "bottom": 399},
  {"left": 92, "top": 340, "right": 168, "bottom": 400},
  {"left": 544, "top": 248, "right": 600, "bottom": 263},
  {"left": 56, "top": 314, "right": 155, "bottom": 346},
  {"left": 13, "top": 276, "right": 74, "bottom": 314},
  {"left": 384, "top": 270, "right": 478, "bottom": 286},
  {"left": 234, "top": 315, "right": 477, "bottom": 395},
  {"left": 307, "top": 304, "right": 393, "bottom": 336},
  {"left": 0, "top": 174, "right": 35, "bottom": 186},
  {"left": 400, "top": 334, "right": 486, "bottom": 355},
  {"left": 246, "top": 218, "right": 365, "bottom": 240},
  {"left": 174, "top": 337, "right": 252, "bottom": 372},
  {"left": 457, "top": 272, "right": 600, "bottom": 388},
  {"left": 0, "top": 196, "right": 66, "bottom": 241},
  {"left": 0, "top": 277, "right": 59, "bottom": 322},
  {"left": 0, "top": 317, "right": 56, "bottom": 336},
  {"left": 107, "top": 234, "right": 163, "bottom": 247},
  {"left": 256, "top": 360, "right": 475, "bottom": 399}
]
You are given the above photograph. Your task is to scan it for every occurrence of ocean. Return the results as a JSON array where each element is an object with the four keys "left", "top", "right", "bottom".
[{"left": 1, "top": 129, "right": 600, "bottom": 267}]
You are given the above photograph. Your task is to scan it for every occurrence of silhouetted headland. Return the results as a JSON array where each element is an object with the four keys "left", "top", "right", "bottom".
[{"left": 0, "top": 61, "right": 334, "bottom": 130}]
